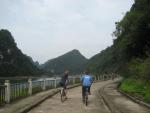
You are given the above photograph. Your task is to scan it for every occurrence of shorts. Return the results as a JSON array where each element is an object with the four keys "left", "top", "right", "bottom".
[{"left": 82, "top": 86, "right": 90, "bottom": 98}]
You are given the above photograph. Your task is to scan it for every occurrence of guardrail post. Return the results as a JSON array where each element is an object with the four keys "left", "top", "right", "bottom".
[
  {"left": 5, "top": 80, "right": 10, "bottom": 104},
  {"left": 28, "top": 78, "right": 32, "bottom": 96},
  {"left": 73, "top": 77, "right": 75, "bottom": 84},
  {"left": 98, "top": 76, "right": 100, "bottom": 81},
  {"left": 94, "top": 76, "right": 97, "bottom": 82},
  {"left": 43, "top": 78, "right": 46, "bottom": 91},
  {"left": 54, "top": 79, "right": 57, "bottom": 88}
]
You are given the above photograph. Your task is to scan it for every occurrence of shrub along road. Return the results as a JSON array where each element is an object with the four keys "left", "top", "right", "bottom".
[{"left": 28, "top": 80, "right": 150, "bottom": 113}]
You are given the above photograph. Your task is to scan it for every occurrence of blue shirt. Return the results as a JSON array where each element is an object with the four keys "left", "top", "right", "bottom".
[{"left": 81, "top": 75, "right": 93, "bottom": 86}]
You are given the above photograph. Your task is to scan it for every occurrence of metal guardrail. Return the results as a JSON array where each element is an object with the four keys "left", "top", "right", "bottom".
[
  {"left": 0, "top": 77, "right": 82, "bottom": 106},
  {"left": 45, "top": 79, "right": 55, "bottom": 89},
  {"left": 10, "top": 82, "right": 29, "bottom": 101},
  {"left": 0, "top": 74, "right": 118, "bottom": 106},
  {"left": 0, "top": 85, "right": 6, "bottom": 106},
  {"left": 0, "top": 75, "right": 81, "bottom": 80},
  {"left": 32, "top": 81, "right": 44, "bottom": 94}
]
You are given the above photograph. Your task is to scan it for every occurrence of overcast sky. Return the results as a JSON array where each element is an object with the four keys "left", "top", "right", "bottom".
[{"left": 0, "top": 0, "right": 134, "bottom": 64}]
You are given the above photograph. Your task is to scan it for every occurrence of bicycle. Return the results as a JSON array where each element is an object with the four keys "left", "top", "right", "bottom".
[{"left": 60, "top": 87, "right": 66, "bottom": 102}]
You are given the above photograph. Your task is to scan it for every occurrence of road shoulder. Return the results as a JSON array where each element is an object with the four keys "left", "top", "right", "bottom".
[
  {"left": 99, "top": 82, "right": 150, "bottom": 113},
  {"left": 0, "top": 84, "right": 80, "bottom": 113}
]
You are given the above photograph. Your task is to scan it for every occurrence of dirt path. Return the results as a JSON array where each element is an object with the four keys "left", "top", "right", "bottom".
[{"left": 28, "top": 81, "right": 112, "bottom": 113}]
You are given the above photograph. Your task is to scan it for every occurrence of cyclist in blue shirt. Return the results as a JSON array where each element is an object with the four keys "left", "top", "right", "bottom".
[{"left": 81, "top": 71, "right": 93, "bottom": 101}]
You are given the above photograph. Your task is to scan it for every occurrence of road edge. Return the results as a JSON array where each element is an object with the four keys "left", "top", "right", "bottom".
[
  {"left": 16, "top": 84, "right": 81, "bottom": 113},
  {"left": 98, "top": 82, "right": 120, "bottom": 113},
  {"left": 118, "top": 89, "right": 150, "bottom": 109}
]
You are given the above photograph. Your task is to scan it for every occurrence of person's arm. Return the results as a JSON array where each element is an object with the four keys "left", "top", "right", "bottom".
[
  {"left": 66, "top": 76, "right": 69, "bottom": 85},
  {"left": 90, "top": 76, "right": 93, "bottom": 84},
  {"left": 80, "top": 76, "right": 83, "bottom": 82}
]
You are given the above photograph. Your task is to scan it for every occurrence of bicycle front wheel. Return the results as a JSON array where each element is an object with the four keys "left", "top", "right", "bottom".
[{"left": 61, "top": 89, "right": 65, "bottom": 102}]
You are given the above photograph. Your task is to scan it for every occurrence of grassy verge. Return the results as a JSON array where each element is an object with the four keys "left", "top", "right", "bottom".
[{"left": 119, "top": 78, "right": 150, "bottom": 103}]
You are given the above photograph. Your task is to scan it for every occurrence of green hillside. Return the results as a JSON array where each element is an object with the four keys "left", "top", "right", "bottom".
[
  {"left": 87, "top": 0, "right": 150, "bottom": 78},
  {"left": 41, "top": 49, "right": 88, "bottom": 75},
  {"left": 0, "top": 29, "right": 42, "bottom": 77},
  {"left": 87, "top": 0, "right": 150, "bottom": 102}
]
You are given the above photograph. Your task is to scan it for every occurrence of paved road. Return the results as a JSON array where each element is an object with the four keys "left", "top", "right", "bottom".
[
  {"left": 28, "top": 81, "right": 111, "bottom": 113},
  {"left": 28, "top": 80, "right": 150, "bottom": 113},
  {"left": 101, "top": 82, "right": 150, "bottom": 113}
]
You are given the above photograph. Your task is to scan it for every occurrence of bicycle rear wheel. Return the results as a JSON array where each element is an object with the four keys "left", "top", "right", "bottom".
[{"left": 61, "top": 88, "right": 65, "bottom": 102}]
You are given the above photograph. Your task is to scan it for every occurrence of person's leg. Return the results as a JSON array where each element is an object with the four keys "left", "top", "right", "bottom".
[
  {"left": 88, "top": 86, "right": 91, "bottom": 95},
  {"left": 82, "top": 86, "right": 86, "bottom": 101},
  {"left": 64, "top": 85, "right": 68, "bottom": 98},
  {"left": 60, "top": 83, "right": 63, "bottom": 94}
]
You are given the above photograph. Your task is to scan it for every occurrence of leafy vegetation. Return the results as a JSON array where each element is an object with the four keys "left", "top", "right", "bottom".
[
  {"left": 127, "top": 58, "right": 150, "bottom": 81},
  {"left": 41, "top": 49, "right": 88, "bottom": 75},
  {"left": 87, "top": 0, "right": 150, "bottom": 79},
  {"left": 0, "top": 29, "right": 42, "bottom": 76},
  {"left": 87, "top": 0, "right": 150, "bottom": 102}
]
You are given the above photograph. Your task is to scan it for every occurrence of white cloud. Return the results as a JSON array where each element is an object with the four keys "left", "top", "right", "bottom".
[{"left": 0, "top": 0, "right": 134, "bottom": 63}]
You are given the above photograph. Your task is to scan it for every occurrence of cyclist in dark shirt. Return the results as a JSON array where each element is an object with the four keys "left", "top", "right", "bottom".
[
  {"left": 60, "top": 70, "right": 69, "bottom": 88},
  {"left": 59, "top": 70, "right": 69, "bottom": 98}
]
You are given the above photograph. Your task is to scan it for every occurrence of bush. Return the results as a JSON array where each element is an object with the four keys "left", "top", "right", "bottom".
[{"left": 127, "top": 57, "right": 150, "bottom": 82}]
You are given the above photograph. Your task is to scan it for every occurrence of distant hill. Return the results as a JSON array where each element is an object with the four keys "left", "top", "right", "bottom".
[
  {"left": 27, "top": 56, "right": 40, "bottom": 68},
  {"left": 0, "top": 29, "right": 42, "bottom": 77},
  {"left": 41, "top": 49, "right": 88, "bottom": 75}
]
